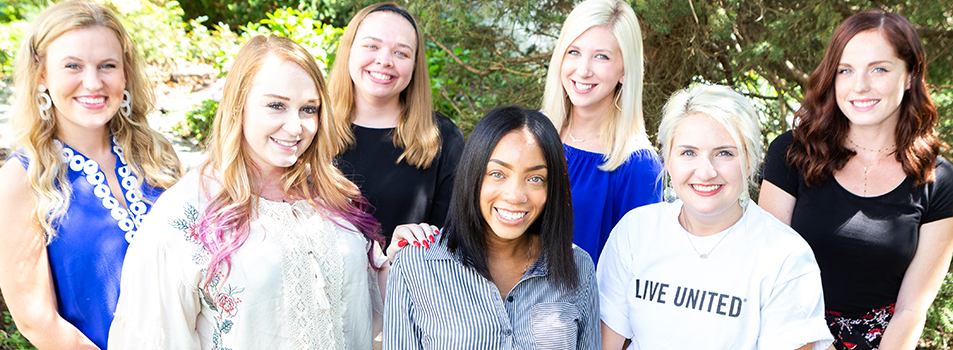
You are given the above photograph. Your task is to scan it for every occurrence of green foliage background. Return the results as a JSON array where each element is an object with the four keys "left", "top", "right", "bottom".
[{"left": 0, "top": 0, "right": 952, "bottom": 348}]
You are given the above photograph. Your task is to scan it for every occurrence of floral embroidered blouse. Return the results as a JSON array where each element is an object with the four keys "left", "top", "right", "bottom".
[{"left": 109, "top": 170, "right": 383, "bottom": 350}]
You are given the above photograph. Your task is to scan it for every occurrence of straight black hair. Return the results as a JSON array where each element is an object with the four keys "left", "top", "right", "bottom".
[{"left": 444, "top": 106, "right": 578, "bottom": 290}]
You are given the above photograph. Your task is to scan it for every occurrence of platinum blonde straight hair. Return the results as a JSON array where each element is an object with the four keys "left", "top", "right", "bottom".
[
  {"left": 658, "top": 84, "right": 763, "bottom": 200},
  {"left": 541, "top": 0, "right": 650, "bottom": 171}
]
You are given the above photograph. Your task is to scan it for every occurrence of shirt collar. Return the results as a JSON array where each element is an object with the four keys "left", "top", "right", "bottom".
[{"left": 423, "top": 238, "right": 551, "bottom": 278}]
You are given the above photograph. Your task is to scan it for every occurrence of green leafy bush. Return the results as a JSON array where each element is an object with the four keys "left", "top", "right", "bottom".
[
  {"left": 924, "top": 272, "right": 953, "bottom": 349},
  {"left": 0, "top": 18, "right": 29, "bottom": 80},
  {"left": 174, "top": 7, "right": 344, "bottom": 145},
  {"left": 1, "top": 312, "right": 36, "bottom": 350},
  {"left": 173, "top": 99, "right": 218, "bottom": 145},
  {"left": 240, "top": 8, "right": 343, "bottom": 72}
]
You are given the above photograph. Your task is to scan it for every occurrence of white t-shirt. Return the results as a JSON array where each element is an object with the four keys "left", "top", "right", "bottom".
[{"left": 597, "top": 201, "right": 833, "bottom": 350}]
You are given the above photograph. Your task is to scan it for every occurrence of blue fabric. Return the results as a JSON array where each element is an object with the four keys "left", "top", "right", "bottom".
[
  {"left": 15, "top": 143, "right": 162, "bottom": 349},
  {"left": 564, "top": 145, "right": 663, "bottom": 265}
]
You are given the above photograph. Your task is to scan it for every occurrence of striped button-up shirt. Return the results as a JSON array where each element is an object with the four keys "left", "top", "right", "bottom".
[{"left": 384, "top": 239, "right": 600, "bottom": 349}]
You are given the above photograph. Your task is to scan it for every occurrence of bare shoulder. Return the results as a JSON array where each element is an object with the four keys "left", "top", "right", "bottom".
[
  {"left": 0, "top": 160, "right": 39, "bottom": 242},
  {"left": 0, "top": 160, "right": 32, "bottom": 208}
]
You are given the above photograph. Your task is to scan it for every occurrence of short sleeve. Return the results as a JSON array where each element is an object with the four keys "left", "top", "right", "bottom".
[
  {"left": 924, "top": 157, "right": 953, "bottom": 224},
  {"left": 762, "top": 131, "right": 800, "bottom": 197},
  {"left": 756, "top": 249, "right": 833, "bottom": 350},
  {"left": 427, "top": 113, "right": 465, "bottom": 228},
  {"left": 596, "top": 216, "right": 635, "bottom": 339}
]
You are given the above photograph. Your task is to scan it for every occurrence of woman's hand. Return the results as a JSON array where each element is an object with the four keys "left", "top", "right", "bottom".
[{"left": 386, "top": 223, "right": 439, "bottom": 262}]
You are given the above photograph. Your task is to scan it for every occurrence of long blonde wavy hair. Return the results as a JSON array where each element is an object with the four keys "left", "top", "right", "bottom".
[
  {"left": 12, "top": 0, "right": 181, "bottom": 242},
  {"left": 541, "top": 0, "right": 651, "bottom": 171},
  {"left": 197, "top": 35, "right": 381, "bottom": 290},
  {"left": 326, "top": 3, "right": 441, "bottom": 169}
]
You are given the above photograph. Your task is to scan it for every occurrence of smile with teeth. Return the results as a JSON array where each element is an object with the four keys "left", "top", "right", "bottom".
[
  {"left": 271, "top": 138, "right": 299, "bottom": 147},
  {"left": 692, "top": 184, "right": 721, "bottom": 192},
  {"left": 573, "top": 80, "right": 595, "bottom": 91},
  {"left": 496, "top": 207, "right": 527, "bottom": 221},
  {"left": 852, "top": 100, "right": 879, "bottom": 108},
  {"left": 76, "top": 96, "right": 105, "bottom": 104},
  {"left": 368, "top": 71, "right": 394, "bottom": 81}
]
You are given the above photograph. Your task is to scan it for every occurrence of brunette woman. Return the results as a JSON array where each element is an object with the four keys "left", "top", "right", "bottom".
[
  {"left": 385, "top": 107, "right": 599, "bottom": 349},
  {"left": 760, "top": 10, "right": 953, "bottom": 350}
]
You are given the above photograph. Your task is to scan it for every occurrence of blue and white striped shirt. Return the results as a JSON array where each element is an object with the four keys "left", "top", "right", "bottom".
[{"left": 384, "top": 239, "right": 600, "bottom": 349}]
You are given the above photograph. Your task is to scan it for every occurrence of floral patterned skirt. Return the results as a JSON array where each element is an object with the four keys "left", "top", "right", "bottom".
[{"left": 825, "top": 303, "right": 894, "bottom": 350}]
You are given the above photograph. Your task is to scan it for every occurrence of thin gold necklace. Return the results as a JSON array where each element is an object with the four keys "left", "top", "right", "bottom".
[
  {"left": 856, "top": 150, "right": 896, "bottom": 196},
  {"left": 567, "top": 120, "right": 586, "bottom": 143},
  {"left": 848, "top": 137, "right": 896, "bottom": 153}
]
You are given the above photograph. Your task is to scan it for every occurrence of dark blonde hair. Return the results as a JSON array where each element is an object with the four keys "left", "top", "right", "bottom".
[{"left": 326, "top": 2, "right": 441, "bottom": 169}]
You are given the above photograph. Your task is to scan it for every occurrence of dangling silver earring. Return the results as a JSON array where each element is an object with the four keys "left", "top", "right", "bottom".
[
  {"left": 663, "top": 172, "right": 678, "bottom": 203},
  {"left": 37, "top": 84, "right": 52, "bottom": 121},
  {"left": 120, "top": 90, "right": 132, "bottom": 118}
]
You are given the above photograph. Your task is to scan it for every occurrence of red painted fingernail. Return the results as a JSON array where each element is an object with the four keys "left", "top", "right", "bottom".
[
  {"left": 398, "top": 239, "right": 408, "bottom": 248},
  {"left": 423, "top": 240, "right": 430, "bottom": 249},
  {"left": 434, "top": 228, "right": 439, "bottom": 235},
  {"left": 428, "top": 235, "right": 435, "bottom": 243},
  {"left": 413, "top": 241, "right": 421, "bottom": 248}
]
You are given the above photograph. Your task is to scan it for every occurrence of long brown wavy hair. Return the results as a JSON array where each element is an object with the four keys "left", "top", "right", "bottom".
[{"left": 789, "top": 9, "right": 940, "bottom": 187}]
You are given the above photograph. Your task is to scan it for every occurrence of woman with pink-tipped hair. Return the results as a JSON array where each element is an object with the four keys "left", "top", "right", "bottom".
[{"left": 109, "top": 35, "right": 385, "bottom": 349}]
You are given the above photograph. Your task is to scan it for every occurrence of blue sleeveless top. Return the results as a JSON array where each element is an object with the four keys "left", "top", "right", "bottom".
[
  {"left": 14, "top": 139, "right": 162, "bottom": 349},
  {"left": 564, "top": 144, "right": 663, "bottom": 265}
]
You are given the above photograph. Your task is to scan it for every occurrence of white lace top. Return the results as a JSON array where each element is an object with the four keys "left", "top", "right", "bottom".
[{"left": 109, "top": 170, "right": 382, "bottom": 350}]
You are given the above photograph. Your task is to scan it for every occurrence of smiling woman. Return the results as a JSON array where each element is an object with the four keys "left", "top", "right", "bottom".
[
  {"left": 328, "top": 3, "right": 464, "bottom": 246},
  {"left": 108, "top": 35, "right": 384, "bottom": 350},
  {"left": 598, "top": 85, "right": 832, "bottom": 350},
  {"left": 759, "top": 10, "right": 953, "bottom": 350},
  {"left": 384, "top": 106, "right": 599, "bottom": 350},
  {"left": 0, "top": 1, "right": 181, "bottom": 348},
  {"left": 540, "top": 0, "right": 662, "bottom": 266}
]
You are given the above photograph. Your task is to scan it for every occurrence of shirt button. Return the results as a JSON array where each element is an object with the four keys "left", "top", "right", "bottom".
[
  {"left": 504, "top": 329, "right": 513, "bottom": 336},
  {"left": 507, "top": 296, "right": 514, "bottom": 302}
]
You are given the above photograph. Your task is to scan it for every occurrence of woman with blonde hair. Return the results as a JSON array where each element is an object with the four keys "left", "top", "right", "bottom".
[
  {"left": 599, "top": 85, "right": 832, "bottom": 349},
  {"left": 109, "top": 35, "right": 384, "bottom": 349},
  {"left": 0, "top": 1, "right": 180, "bottom": 348},
  {"left": 328, "top": 3, "right": 464, "bottom": 246},
  {"left": 541, "top": 0, "right": 662, "bottom": 264}
]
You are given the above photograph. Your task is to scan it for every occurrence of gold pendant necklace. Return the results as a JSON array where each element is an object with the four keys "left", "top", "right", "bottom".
[{"left": 857, "top": 151, "right": 895, "bottom": 196}]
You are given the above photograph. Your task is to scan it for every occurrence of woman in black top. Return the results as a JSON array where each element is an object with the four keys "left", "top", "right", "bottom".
[
  {"left": 327, "top": 3, "right": 464, "bottom": 244},
  {"left": 759, "top": 10, "right": 953, "bottom": 350}
]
